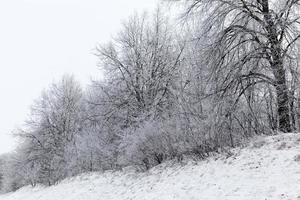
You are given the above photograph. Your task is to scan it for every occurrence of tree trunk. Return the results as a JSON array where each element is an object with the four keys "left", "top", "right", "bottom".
[
  {"left": 270, "top": 41, "right": 291, "bottom": 133},
  {"left": 262, "top": 0, "right": 291, "bottom": 133},
  {"left": 273, "top": 65, "right": 291, "bottom": 132},
  {"left": 289, "top": 88, "right": 296, "bottom": 131}
]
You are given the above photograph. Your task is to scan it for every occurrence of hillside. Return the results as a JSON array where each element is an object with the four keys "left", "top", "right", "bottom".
[{"left": 1, "top": 133, "right": 300, "bottom": 200}]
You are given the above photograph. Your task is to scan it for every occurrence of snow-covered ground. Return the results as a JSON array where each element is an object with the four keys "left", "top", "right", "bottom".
[{"left": 1, "top": 133, "right": 300, "bottom": 200}]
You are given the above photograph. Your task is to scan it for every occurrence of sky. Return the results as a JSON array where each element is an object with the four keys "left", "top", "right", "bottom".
[{"left": 0, "top": 0, "right": 162, "bottom": 155}]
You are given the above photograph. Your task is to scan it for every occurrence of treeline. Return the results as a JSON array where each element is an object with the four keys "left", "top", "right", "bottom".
[{"left": 2, "top": 0, "right": 300, "bottom": 192}]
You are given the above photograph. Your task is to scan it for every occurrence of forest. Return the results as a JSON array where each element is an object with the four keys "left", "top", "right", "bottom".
[{"left": 1, "top": 0, "right": 300, "bottom": 192}]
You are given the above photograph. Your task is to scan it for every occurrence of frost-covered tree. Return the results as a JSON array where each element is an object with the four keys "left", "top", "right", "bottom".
[
  {"left": 82, "top": 10, "right": 187, "bottom": 169},
  {"left": 16, "top": 75, "right": 84, "bottom": 185},
  {"left": 183, "top": 0, "right": 300, "bottom": 132},
  {"left": 95, "top": 10, "right": 184, "bottom": 128}
]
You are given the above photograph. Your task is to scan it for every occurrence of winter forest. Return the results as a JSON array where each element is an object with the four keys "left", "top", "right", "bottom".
[{"left": 1, "top": 0, "right": 300, "bottom": 192}]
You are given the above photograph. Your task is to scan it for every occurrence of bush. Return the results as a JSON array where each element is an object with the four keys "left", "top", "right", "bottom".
[{"left": 119, "top": 118, "right": 219, "bottom": 170}]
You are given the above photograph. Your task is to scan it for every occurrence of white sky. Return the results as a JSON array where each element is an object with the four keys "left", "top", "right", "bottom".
[{"left": 0, "top": 0, "right": 161, "bottom": 155}]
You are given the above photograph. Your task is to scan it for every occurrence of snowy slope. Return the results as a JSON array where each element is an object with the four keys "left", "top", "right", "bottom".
[{"left": 1, "top": 133, "right": 300, "bottom": 200}]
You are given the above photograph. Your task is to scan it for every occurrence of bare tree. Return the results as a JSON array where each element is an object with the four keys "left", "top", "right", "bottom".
[
  {"left": 95, "top": 10, "right": 184, "bottom": 128},
  {"left": 184, "top": 0, "right": 300, "bottom": 132},
  {"left": 16, "top": 75, "right": 84, "bottom": 185}
]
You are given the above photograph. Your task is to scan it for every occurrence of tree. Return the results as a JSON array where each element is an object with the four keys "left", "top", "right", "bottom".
[
  {"left": 95, "top": 10, "right": 184, "bottom": 128},
  {"left": 85, "top": 10, "right": 188, "bottom": 169},
  {"left": 18, "top": 75, "right": 84, "bottom": 185},
  {"left": 184, "top": 0, "right": 300, "bottom": 132}
]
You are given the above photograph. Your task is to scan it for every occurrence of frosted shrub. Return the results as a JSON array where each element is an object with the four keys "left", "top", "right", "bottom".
[{"left": 119, "top": 119, "right": 218, "bottom": 170}]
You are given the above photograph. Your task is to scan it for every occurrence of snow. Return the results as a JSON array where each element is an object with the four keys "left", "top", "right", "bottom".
[{"left": 1, "top": 133, "right": 300, "bottom": 200}]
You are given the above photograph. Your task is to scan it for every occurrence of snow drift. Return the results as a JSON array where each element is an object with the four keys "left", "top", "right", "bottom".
[{"left": 1, "top": 133, "right": 300, "bottom": 200}]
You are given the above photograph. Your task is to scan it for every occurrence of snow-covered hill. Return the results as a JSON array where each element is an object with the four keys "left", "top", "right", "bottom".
[{"left": 1, "top": 133, "right": 300, "bottom": 200}]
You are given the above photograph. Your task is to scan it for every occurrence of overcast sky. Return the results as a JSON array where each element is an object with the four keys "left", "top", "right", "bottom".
[{"left": 0, "top": 0, "right": 162, "bottom": 154}]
